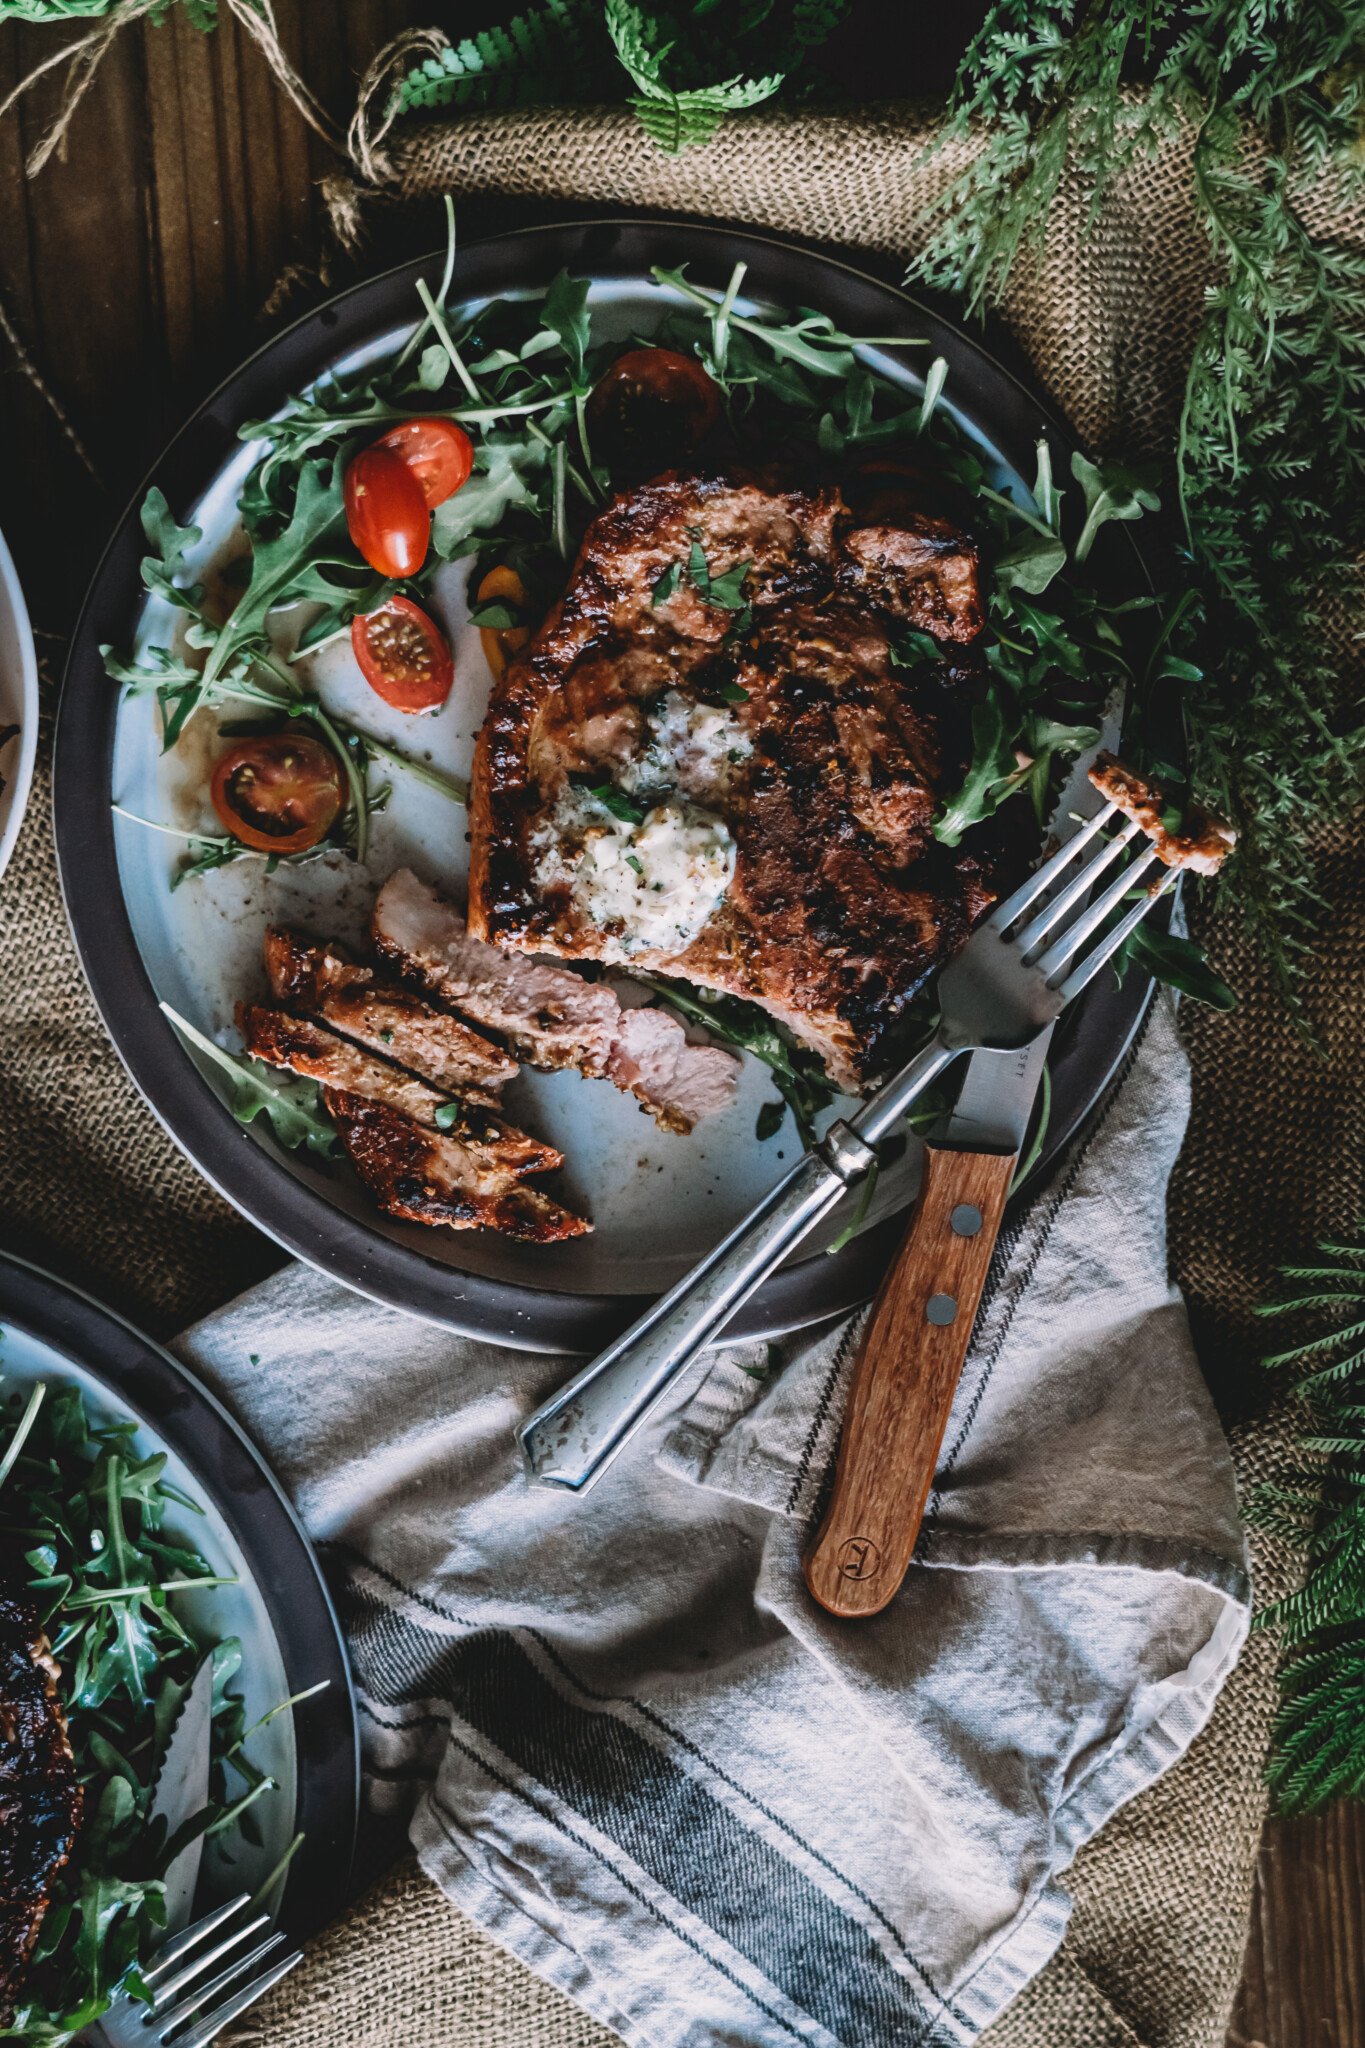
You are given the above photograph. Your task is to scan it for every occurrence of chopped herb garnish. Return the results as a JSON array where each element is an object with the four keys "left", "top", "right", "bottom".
[
  {"left": 625, "top": 853, "right": 645, "bottom": 874},
  {"left": 652, "top": 561, "right": 681, "bottom": 604},
  {"left": 583, "top": 779, "right": 646, "bottom": 825}
]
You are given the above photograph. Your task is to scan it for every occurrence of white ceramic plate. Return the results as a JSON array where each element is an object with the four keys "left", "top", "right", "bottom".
[
  {"left": 0, "top": 524, "right": 39, "bottom": 881},
  {"left": 56, "top": 222, "right": 1162, "bottom": 1350}
]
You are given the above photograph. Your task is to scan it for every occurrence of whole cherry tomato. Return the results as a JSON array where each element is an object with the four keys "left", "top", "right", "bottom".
[
  {"left": 210, "top": 732, "right": 344, "bottom": 854},
  {"left": 344, "top": 445, "right": 430, "bottom": 578},
  {"left": 375, "top": 417, "right": 475, "bottom": 509},
  {"left": 474, "top": 564, "right": 532, "bottom": 683},
  {"left": 351, "top": 595, "right": 454, "bottom": 713},
  {"left": 587, "top": 347, "right": 721, "bottom": 469}
]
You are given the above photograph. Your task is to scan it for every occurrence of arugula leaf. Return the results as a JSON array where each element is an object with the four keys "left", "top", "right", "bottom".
[
  {"left": 541, "top": 270, "right": 592, "bottom": 387},
  {"left": 139, "top": 490, "right": 204, "bottom": 617},
  {"left": 432, "top": 440, "right": 546, "bottom": 557},
  {"left": 994, "top": 526, "right": 1067, "bottom": 596},
  {"left": 1120, "top": 920, "right": 1237, "bottom": 1011},
  {"left": 1070, "top": 451, "right": 1160, "bottom": 564},
  {"left": 934, "top": 692, "right": 1021, "bottom": 846},
  {"left": 652, "top": 561, "right": 681, "bottom": 604},
  {"left": 160, "top": 1004, "right": 342, "bottom": 1159},
  {"left": 201, "top": 455, "right": 348, "bottom": 691}
]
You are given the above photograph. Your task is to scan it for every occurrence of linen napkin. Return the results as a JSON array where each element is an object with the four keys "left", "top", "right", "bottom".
[{"left": 175, "top": 992, "right": 1249, "bottom": 2048}]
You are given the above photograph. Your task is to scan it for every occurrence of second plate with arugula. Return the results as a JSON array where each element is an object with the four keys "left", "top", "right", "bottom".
[{"left": 62, "top": 216, "right": 1222, "bottom": 1341}]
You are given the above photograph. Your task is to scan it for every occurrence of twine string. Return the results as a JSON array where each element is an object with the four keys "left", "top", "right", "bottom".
[{"left": 348, "top": 27, "right": 452, "bottom": 185}]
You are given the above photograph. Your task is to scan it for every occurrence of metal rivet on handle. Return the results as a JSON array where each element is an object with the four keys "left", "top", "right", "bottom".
[
  {"left": 950, "top": 1204, "right": 983, "bottom": 1237},
  {"left": 926, "top": 1294, "right": 958, "bottom": 1326}
]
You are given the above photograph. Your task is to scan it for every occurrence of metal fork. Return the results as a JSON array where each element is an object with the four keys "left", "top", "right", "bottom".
[
  {"left": 519, "top": 798, "right": 1176, "bottom": 1494},
  {"left": 92, "top": 1895, "right": 302, "bottom": 2048}
]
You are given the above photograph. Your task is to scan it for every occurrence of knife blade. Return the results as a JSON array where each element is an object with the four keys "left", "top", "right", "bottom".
[{"left": 148, "top": 1653, "right": 215, "bottom": 1933}]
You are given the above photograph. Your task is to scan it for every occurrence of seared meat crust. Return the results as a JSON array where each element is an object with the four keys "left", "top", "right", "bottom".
[
  {"left": 263, "top": 928, "right": 518, "bottom": 1092},
  {"left": 468, "top": 468, "right": 1001, "bottom": 1091},
  {"left": 1088, "top": 754, "right": 1236, "bottom": 876},
  {"left": 240, "top": 1008, "right": 558, "bottom": 1175},
  {"left": 0, "top": 1592, "right": 81, "bottom": 2024},
  {"left": 324, "top": 1090, "right": 590, "bottom": 1242}
]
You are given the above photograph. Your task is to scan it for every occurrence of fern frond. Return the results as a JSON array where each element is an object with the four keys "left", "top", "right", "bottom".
[
  {"left": 1247, "top": 1219, "right": 1365, "bottom": 1809},
  {"left": 398, "top": 0, "right": 604, "bottom": 115},
  {"left": 606, "top": 0, "right": 784, "bottom": 153}
]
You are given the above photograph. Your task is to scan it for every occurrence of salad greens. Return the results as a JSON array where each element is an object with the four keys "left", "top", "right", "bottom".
[{"left": 0, "top": 1369, "right": 296, "bottom": 2046}]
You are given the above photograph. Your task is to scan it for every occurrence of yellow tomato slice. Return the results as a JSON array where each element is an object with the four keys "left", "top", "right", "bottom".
[{"left": 476, "top": 565, "right": 533, "bottom": 681}]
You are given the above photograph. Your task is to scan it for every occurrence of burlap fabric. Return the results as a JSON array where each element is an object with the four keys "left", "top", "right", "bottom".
[{"left": 2, "top": 98, "right": 1358, "bottom": 2048}]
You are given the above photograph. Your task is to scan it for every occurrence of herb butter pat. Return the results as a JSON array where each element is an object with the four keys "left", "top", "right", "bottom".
[{"left": 533, "top": 788, "right": 735, "bottom": 953}]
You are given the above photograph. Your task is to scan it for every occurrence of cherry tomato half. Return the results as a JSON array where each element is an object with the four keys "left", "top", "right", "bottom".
[
  {"left": 210, "top": 732, "right": 345, "bottom": 854},
  {"left": 587, "top": 347, "right": 721, "bottom": 469},
  {"left": 344, "top": 445, "right": 430, "bottom": 579},
  {"left": 375, "top": 417, "right": 475, "bottom": 509},
  {"left": 351, "top": 595, "right": 454, "bottom": 713},
  {"left": 476, "top": 564, "right": 532, "bottom": 683}
]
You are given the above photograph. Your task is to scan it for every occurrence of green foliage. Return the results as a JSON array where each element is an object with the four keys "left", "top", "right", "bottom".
[
  {"left": 911, "top": 0, "right": 1365, "bottom": 1008},
  {"left": 395, "top": 0, "right": 852, "bottom": 151},
  {"left": 0, "top": 1374, "right": 273, "bottom": 2041},
  {"left": 1249, "top": 1229, "right": 1365, "bottom": 1812},
  {"left": 160, "top": 1005, "right": 343, "bottom": 1161}
]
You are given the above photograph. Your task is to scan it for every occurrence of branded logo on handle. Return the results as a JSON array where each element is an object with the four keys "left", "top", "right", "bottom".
[{"left": 837, "top": 1536, "right": 882, "bottom": 1581}]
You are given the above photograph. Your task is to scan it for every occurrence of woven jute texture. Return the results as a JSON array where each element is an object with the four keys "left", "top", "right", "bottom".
[{"left": 1, "top": 98, "right": 1358, "bottom": 2048}]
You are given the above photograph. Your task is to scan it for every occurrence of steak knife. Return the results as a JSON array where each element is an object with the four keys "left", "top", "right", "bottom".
[
  {"left": 148, "top": 1653, "right": 215, "bottom": 1933},
  {"left": 802, "top": 1027, "right": 1053, "bottom": 1618}
]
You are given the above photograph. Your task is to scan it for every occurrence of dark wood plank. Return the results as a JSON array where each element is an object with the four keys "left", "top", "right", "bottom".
[{"left": 1229, "top": 1811, "right": 1365, "bottom": 2048}]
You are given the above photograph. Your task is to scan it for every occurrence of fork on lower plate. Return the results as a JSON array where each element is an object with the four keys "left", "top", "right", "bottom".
[{"left": 91, "top": 1896, "right": 302, "bottom": 2048}]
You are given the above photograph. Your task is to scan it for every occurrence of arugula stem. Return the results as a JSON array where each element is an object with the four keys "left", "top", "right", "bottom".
[
  {"left": 63, "top": 1576, "right": 239, "bottom": 1608},
  {"left": 0, "top": 1381, "right": 46, "bottom": 1497},
  {"left": 352, "top": 731, "right": 467, "bottom": 804},
  {"left": 416, "top": 279, "right": 481, "bottom": 403}
]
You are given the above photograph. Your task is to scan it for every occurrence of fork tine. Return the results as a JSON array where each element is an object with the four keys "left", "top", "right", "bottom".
[
  {"left": 1032, "top": 845, "right": 1163, "bottom": 985},
  {"left": 164, "top": 1947, "right": 303, "bottom": 2048},
  {"left": 142, "top": 1897, "right": 252, "bottom": 1988},
  {"left": 984, "top": 799, "right": 1119, "bottom": 933},
  {"left": 154, "top": 1934, "right": 287, "bottom": 2034},
  {"left": 1056, "top": 867, "right": 1179, "bottom": 1004},
  {"left": 1015, "top": 816, "right": 1145, "bottom": 956},
  {"left": 149, "top": 1912, "right": 270, "bottom": 2011}
]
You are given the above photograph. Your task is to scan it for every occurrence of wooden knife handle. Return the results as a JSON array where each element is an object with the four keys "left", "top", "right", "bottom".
[{"left": 802, "top": 1143, "right": 1016, "bottom": 1619}]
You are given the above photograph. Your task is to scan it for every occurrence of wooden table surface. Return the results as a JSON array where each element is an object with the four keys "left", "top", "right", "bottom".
[{"left": 0, "top": 6, "right": 1360, "bottom": 2045}]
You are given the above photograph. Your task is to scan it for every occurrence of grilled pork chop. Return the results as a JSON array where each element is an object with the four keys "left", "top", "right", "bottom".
[
  {"left": 0, "top": 1592, "right": 81, "bottom": 2025},
  {"left": 467, "top": 468, "right": 1002, "bottom": 1093},
  {"left": 263, "top": 928, "right": 518, "bottom": 1093},
  {"left": 373, "top": 868, "right": 738, "bottom": 1134},
  {"left": 324, "top": 1090, "right": 588, "bottom": 1243},
  {"left": 241, "top": 1007, "right": 587, "bottom": 1242}
]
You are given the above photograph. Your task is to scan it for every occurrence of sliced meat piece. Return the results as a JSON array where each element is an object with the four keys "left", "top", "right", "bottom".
[
  {"left": 263, "top": 927, "right": 518, "bottom": 1092},
  {"left": 324, "top": 1089, "right": 590, "bottom": 1243},
  {"left": 373, "top": 869, "right": 739, "bottom": 1133},
  {"left": 241, "top": 1007, "right": 560, "bottom": 1181},
  {"left": 466, "top": 466, "right": 1004, "bottom": 1092},
  {"left": 1088, "top": 754, "right": 1236, "bottom": 876},
  {"left": 608, "top": 1005, "right": 740, "bottom": 1133},
  {"left": 0, "top": 1591, "right": 82, "bottom": 2026}
]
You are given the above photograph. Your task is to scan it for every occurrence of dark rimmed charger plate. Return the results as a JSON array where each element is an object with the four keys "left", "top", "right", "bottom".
[
  {"left": 54, "top": 219, "right": 1163, "bottom": 1354},
  {"left": 0, "top": 1251, "right": 358, "bottom": 1936}
]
